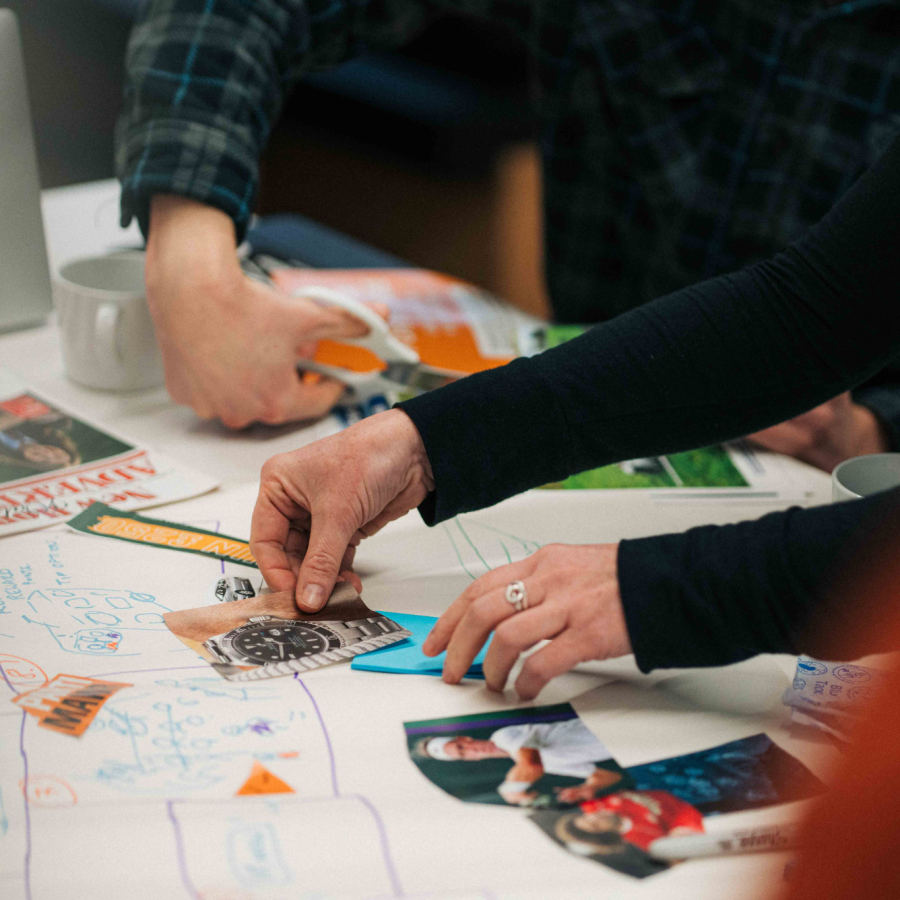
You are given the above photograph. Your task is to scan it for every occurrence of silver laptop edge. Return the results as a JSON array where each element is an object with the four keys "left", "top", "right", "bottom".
[{"left": 0, "top": 8, "right": 53, "bottom": 332}]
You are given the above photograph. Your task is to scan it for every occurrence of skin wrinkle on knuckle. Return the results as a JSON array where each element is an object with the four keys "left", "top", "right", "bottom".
[{"left": 301, "top": 547, "right": 340, "bottom": 576}]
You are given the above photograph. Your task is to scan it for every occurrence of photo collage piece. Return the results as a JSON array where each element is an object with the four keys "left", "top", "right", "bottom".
[
  {"left": 531, "top": 733, "right": 823, "bottom": 879},
  {"left": 625, "top": 733, "right": 824, "bottom": 815},
  {"left": 530, "top": 789, "right": 702, "bottom": 879},
  {"left": 0, "top": 370, "right": 218, "bottom": 536},
  {"left": 165, "top": 582, "right": 410, "bottom": 682},
  {"left": 404, "top": 703, "right": 632, "bottom": 809}
]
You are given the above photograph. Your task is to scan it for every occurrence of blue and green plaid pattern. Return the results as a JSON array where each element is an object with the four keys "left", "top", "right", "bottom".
[{"left": 117, "top": 0, "right": 900, "bottom": 324}]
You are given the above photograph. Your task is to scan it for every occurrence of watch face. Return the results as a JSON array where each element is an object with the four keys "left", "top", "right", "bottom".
[{"left": 230, "top": 622, "right": 342, "bottom": 663}]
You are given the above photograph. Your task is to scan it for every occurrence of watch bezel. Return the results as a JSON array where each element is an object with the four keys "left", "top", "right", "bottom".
[{"left": 212, "top": 618, "right": 346, "bottom": 665}]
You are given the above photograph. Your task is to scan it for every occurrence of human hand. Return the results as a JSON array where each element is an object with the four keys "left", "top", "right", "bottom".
[
  {"left": 555, "top": 769, "right": 623, "bottom": 804},
  {"left": 250, "top": 408, "right": 434, "bottom": 611},
  {"left": 555, "top": 784, "right": 600, "bottom": 804},
  {"left": 145, "top": 195, "right": 372, "bottom": 428},
  {"left": 748, "top": 391, "right": 889, "bottom": 473},
  {"left": 496, "top": 788, "right": 538, "bottom": 806},
  {"left": 423, "top": 543, "right": 631, "bottom": 699}
]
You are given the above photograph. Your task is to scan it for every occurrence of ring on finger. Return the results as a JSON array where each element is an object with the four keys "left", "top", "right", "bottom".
[{"left": 505, "top": 580, "right": 528, "bottom": 613}]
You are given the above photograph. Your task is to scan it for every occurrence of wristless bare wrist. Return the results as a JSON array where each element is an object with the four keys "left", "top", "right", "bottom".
[
  {"left": 145, "top": 195, "right": 242, "bottom": 304},
  {"left": 391, "top": 409, "right": 435, "bottom": 491}
]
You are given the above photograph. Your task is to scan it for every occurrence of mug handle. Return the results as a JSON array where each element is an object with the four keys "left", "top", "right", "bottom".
[{"left": 95, "top": 303, "right": 121, "bottom": 363}]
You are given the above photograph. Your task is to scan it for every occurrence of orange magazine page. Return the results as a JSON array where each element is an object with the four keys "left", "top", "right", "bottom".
[{"left": 270, "top": 268, "right": 522, "bottom": 376}]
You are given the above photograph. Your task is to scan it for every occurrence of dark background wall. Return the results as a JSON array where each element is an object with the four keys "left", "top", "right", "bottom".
[{"left": 6, "top": 0, "right": 133, "bottom": 188}]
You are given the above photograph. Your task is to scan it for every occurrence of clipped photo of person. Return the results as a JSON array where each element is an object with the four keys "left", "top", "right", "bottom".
[
  {"left": 404, "top": 703, "right": 630, "bottom": 808},
  {"left": 0, "top": 393, "right": 131, "bottom": 481},
  {"left": 625, "top": 734, "right": 823, "bottom": 816},
  {"left": 531, "top": 789, "right": 704, "bottom": 879}
]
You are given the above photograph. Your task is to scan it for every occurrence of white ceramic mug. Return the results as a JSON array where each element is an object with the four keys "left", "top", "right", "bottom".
[
  {"left": 832, "top": 453, "right": 900, "bottom": 502},
  {"left": 53, "top": 253, "right": 164, "bottom": 392}
]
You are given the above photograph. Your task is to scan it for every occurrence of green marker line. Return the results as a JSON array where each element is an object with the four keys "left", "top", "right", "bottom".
[
  {"left": 456, "top": 519, "right": 491, "bottom": 574},
  {"left": 466, "top": 521, "right": 543, "bottom": 555},
  {"left": 441, "top": 522, "right": 478, "bottom": 581}
]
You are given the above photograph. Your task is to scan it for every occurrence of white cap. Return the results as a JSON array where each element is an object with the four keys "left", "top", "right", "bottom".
[{"left": 422, "top": 736, "right": 456, "bottom": 761}]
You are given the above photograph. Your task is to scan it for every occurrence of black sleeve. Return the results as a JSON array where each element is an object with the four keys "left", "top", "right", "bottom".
[
  {"left": 618, "top": 486, "right": 900, "bottom": 672},
  {"left": 396, "top": 136, "right": 900, "bottom": 670},
  {"left": 398, "top": 135, "right": 900, "bottom": 523},
  {"left": 853, "top": 379, "right": 900, "bottom": 451}
]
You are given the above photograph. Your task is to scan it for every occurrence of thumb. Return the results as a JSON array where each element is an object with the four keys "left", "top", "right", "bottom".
[
  {"left": 295, "top": 511, "right": 356, "bottom": 612},
  {"left": 285, "top": 294, "right": 389, "bottom": 345}
]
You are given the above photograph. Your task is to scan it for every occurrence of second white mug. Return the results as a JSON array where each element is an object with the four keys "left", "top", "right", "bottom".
[{"left": 832, "top": 453, "right": 900, "bottom": 502}]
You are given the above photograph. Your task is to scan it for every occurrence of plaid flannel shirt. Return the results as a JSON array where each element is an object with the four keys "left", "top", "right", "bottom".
[{"left": 117, "top": 0, "right": 900, "bottom": 437}]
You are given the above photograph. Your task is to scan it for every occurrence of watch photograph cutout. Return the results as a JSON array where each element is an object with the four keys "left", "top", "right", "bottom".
[{"left": 164, "top": 582, "right": 410, "bottom": 682}]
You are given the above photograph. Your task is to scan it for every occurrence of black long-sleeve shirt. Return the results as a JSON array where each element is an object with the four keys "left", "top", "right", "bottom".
[{"left": 399, "top": 135, "right": 900, "bottom": 673}]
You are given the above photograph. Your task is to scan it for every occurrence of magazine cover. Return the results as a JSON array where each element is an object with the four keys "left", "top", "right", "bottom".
[
  {"left": 519, "top": 325, "right": 803, "bottom": 496},
  {"left": 270, "top": 267, "right": 533, "bottom": 379},
  {"left": 269, "top": 271, "right": 802, "bottom": 497},
  {"left": 0, "top": 370, "right": 217, "bottom": 535}
]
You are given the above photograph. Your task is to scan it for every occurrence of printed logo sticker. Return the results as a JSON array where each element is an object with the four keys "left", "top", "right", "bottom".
[{"left": 12, "top": 673, "right": 131, "bottom": 736}]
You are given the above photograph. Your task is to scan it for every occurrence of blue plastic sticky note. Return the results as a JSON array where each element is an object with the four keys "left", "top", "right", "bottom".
[{"left": 351, "top": 611, "right": 487, "bottom": 679}]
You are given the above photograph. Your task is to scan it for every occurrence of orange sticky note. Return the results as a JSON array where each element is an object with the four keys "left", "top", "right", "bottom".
[{"left": 236, "top": 761, "right": 295, "bottom": 796}]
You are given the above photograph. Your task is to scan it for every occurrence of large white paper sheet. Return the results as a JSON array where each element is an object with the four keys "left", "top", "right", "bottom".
[{"left": 0, "top": 487, "right": 830, "bottom": 900}]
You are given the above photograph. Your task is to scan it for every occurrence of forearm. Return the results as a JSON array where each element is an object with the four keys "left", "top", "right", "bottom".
[
  {"left": 400, "top": 137, "right": 900, "bottom": 523},
  {"left": 117, "top": 0, "right": 427, "bottom": 239},
  {"left": 617, "top": 486, "right": 900, "bottom": 672}
]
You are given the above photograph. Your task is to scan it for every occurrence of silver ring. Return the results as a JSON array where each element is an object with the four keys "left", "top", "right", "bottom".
[{"left": 505, "top": 581, "right": 528, "bottom": 613}]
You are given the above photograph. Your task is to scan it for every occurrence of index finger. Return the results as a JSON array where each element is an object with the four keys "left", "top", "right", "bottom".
[
  {"left": 250, "top": 486, "right": 309, "bottom": 593},
  {"left": 423, "top": 558, "right": 534, "bottom": 657}
]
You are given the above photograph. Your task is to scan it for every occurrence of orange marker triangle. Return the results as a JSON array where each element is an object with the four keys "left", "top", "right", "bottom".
[{"left": 235, "top": 761, "right": 295, "bottom": 796}]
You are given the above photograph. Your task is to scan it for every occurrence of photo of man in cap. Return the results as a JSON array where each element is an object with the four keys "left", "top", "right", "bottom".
[{"left": 413, "top": 709, "right": 625, "bottom": 807}]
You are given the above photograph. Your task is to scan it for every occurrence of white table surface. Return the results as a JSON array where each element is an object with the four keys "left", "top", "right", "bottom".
[{"left": 0, "top": 179, "right": 839, "bottom": 900}]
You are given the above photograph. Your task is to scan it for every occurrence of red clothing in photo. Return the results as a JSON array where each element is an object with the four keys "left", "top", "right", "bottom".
[{"left": 580, "top": 790, "right": 703, "bottom": 851}]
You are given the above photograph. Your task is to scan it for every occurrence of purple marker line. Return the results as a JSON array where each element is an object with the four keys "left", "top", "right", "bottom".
[
  {"left": 16, "top": 710, "right": 32, "bottom": 900},
  {"left": 166, "top": 801, "right": 200, "bottom": 900},
  {"left": 88, "top": 665, "right": 209, "bottom": 679},
  {"left": 214, "top": 520, "right": 224, "bottom": 575},
  {"left": 294, "top": 674, "right": 339, "bottom": 797},
  {"left": 1, "top": 665, "right": 32, "bottom": 900},
  {"left": 352, "top": 794, "right": 404, "bottom": 898},
  {"left": 292, "top": 674, "right": 405, "bottom": 895}
]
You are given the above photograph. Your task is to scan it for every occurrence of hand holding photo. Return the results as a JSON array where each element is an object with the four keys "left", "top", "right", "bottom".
[
  {"left": 404, "top": 703, "right": 630, "bottom": 808},
  {"left": 164, "top": 582, "right": 410, "bottom": 681}
]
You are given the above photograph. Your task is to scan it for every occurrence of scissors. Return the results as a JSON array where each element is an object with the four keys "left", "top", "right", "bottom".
[{"left": 292, "top": 286, "right": 461, "bottom": 398}]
